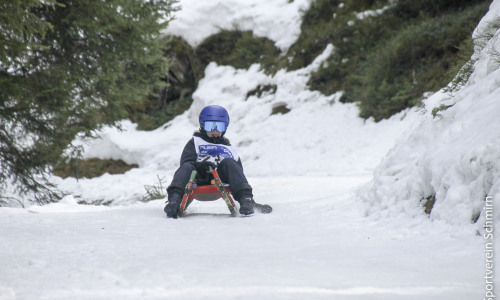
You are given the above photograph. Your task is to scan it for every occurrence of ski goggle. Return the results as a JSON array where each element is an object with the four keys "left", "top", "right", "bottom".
[{"left": 203, "top": 121, "right": 227, "bottom": 132}]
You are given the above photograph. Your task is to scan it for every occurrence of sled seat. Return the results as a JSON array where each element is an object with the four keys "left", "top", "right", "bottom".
[{"left": 192, "top": 184, "right": 232, "bottom": 201}]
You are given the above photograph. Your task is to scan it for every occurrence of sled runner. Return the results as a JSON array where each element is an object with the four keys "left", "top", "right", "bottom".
[
  {"left": 179, "top": 168, "right": 238, "bottom": 216},
  {"left": 178, "top": 167, "right": 273, "bottom": 217}
]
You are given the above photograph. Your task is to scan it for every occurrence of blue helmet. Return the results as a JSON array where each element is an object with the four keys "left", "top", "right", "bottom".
[{"left": 199, "top": 105, "right": 230, "bottom": 132}]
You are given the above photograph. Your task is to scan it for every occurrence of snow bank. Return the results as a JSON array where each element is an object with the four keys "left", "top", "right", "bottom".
[
  {"left": 358, "top": 0, "right": 500, "bottom": 228},
  {"left": 163, "top": 0, "right": 311, "bottom": 50}
]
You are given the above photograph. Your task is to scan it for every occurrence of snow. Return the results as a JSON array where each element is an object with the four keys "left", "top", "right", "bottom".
[
  {"left": 163, "top": 0, "right": 311, "bottom": 51},
  {"left": 355, "top": 5, "right": 394, "bottom": 20},
  {"left": 1, "top": 0, "right": 499, "bottom": 299},
  {"left": 0, "top": 177, "right": 485, "bottom": 300}
]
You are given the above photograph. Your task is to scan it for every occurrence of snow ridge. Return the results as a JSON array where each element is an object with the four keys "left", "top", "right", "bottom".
[
  {"left": 358, "top": 0, "right": 500, "bottom": 229},
  {"left": 163, "top": 0, "right": 311, "bottom": 51}
]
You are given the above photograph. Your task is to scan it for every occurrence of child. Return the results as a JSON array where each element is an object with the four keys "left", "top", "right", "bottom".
[{"left": 164, "top": 105, "right": 258, "bottom": 218}]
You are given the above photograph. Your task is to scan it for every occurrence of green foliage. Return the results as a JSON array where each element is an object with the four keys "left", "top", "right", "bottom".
[
  {"left": 421, "top": 194, "right": 436, "bottom": 215},
  {"left": 445, "top": 39, "right": 475, "bottom": 93},
  {"left": 271, "top": 104, "right": 291, "bottom": 115},
  {"left": 446, "top": 18, "right": 500, "bottom": 93},
  {"left": 394, "top": 0, "right": 485, "bottom": 19},
  {"left": 431, "top": 104, "right": 454, "bottom": 118},
  {"left": 142, "top": 175, "right": 168, "bottom": 202},
  {"left": 355, "top": 8, "right": 486, "bottom": 120},
  {"left": 0, "top": 0, "right": 59, "bottom": 64},
  {"left": 53, "top": 158, "right": 138, "bottom": 179},
  {"left": 0, "top": 0, "right": 177, "bottom": 205},
  {"left": 196, "top": 30, "right": 282, "bottom": 72},
  {"left": 288, "top": 0, "right": 386, "bottom": 72},
  {"left": 129, "top": 36, "right": 201, "bottom": 130},
  {"left": 246, "top": 84, "right": 278, "bottom": 99},
  {"left": 292, "top": 0, "right": 490, "bottom": 121}
]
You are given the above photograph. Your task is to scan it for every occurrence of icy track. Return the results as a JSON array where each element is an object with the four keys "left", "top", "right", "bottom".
[{"left": 0, "top": 176, "right": 484, "bottom": 300}]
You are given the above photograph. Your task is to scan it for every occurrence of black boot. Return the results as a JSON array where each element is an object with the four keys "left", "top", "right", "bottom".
[
  {"left": 164, "top": 193, "right": 182, "bottom": 219},
  {"left": 248, "top": 198, "right": 273, "bottom": 213},
  {"left": 238, "top": 197, "right": 255, "bottom": 215}
]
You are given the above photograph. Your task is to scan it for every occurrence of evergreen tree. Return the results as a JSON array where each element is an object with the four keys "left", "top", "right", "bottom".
[{"left": 0, "top": 0, "right": 177, "bottom": 205}]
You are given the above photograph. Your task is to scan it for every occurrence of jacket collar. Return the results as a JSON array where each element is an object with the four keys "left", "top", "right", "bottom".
[{"left": 193, "top": 131, "right": 230, "bottom": 145}]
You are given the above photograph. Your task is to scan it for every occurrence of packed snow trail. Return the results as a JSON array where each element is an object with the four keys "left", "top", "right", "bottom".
[{"left": 0, "top": 176, "right": 484, "bottom": 300}]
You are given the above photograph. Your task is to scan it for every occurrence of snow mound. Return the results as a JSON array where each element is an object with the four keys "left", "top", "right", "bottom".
[
  {"left": 358, "top": 1, "right": 500, "bottom": 228},
  {"left": 163, "top": 0, "right": 311, "bottom": 51}
]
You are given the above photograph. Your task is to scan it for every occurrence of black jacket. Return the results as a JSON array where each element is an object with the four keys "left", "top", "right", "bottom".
[{"left": 168, "top": 131, "right": 252, "bottom": 199}]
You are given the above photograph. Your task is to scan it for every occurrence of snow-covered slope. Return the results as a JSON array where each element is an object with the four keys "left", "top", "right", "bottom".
[{"left": 358, "top": 0, "right": 500, "bottom": 229}]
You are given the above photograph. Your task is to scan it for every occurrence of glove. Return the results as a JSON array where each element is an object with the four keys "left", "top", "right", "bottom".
[{"left": 195, "top": 160, "right": 217, "bottom": 174}]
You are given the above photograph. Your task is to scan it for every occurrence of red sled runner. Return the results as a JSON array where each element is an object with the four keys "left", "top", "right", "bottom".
[{"left": 179, "top": 168, "right": 272, "bottom": 217}]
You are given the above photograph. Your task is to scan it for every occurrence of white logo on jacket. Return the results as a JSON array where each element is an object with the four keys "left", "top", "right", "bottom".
[{"left": 193, "top": 136, "right": 239, "bottom": 166}]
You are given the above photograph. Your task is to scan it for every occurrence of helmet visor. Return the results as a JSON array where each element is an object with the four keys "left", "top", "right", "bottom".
[{"left": 203, "top": 121, "right": 226, "bottom": 132}]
